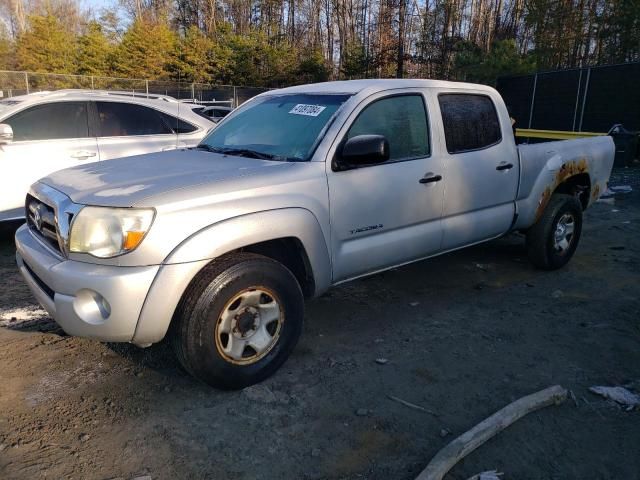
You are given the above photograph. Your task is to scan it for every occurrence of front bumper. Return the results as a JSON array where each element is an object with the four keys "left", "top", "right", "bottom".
[{"left": 15, "top": 224, "right": 159, "bottom": 342}]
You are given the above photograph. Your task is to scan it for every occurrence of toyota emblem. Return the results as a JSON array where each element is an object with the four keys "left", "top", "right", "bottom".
[{"left": 33, "top": 205, "right": 42, "bottom": 230}]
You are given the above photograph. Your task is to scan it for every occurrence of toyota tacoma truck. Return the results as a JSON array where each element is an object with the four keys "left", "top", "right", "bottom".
[{"left": 15, "top": 79, "right": 615, "bottom": 389}]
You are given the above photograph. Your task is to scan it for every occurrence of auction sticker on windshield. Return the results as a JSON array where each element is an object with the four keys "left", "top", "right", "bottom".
[{"left": 289, "top": 104, "right": 326, "bottom": 117}]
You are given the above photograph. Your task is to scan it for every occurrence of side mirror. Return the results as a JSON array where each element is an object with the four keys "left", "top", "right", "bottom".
[
  {"left": 0, "top": 124, "right": 13, "bottom": 144},
  {"left": 336, "top": 134, "right": 390, "bottom": 169}
]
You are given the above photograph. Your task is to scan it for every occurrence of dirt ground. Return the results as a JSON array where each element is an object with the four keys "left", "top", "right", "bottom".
[{"left": 1, "top": 168, "right": 639, "bottom": 480}]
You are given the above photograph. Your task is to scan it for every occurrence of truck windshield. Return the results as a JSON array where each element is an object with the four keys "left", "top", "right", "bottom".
[{"left": 198, "top": 93, "right": 351, "bottom": 162}]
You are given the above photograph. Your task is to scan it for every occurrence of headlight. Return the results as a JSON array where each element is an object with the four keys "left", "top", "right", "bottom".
[{"left": 69, "top": 207, "right": 155, "bottom": 258}]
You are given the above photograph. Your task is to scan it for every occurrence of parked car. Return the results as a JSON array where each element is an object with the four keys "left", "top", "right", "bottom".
[
  {"left": 15, "top": 79, "right": 614, "bottom": 389},
  {"left": 0, "top": 90, "right": 214, "bottom": 222},
  {"left": 191, "top": 105, "right": 233, "bottom": 123}
]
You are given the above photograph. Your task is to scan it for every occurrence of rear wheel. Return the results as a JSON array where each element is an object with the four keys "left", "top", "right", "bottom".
[
  {"left": 526, "top": 194, "right": 583, "bottom": 270},
  {"left": 171, "top": 252, "right": 304, "bottom": 389}
]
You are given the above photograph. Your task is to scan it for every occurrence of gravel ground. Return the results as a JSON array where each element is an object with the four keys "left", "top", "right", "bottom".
[{"left": 1, "top": 168, "right": 639, "bottom": 480}]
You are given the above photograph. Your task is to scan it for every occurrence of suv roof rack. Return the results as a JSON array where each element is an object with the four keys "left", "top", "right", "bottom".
[{"left": 24, "top": 89, "right": 180, "bottom": 102}]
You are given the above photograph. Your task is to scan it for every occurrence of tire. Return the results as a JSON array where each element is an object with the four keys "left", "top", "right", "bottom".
[
  {"left": 526, "top": 193, "right": 583, "bottom": 270},
  {"left": 170, "top": 252, "right": 304, "bottom": 389}
]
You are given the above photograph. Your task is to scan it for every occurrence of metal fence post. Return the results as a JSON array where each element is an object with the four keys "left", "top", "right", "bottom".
[
  {"left": 578, "top": 68, "right": 591, "bottom": 132},
  {"left": 24, "top": 71, "right": 29, "bottom": 94},
  {"left": 145, "top": 79, "right": 149, "bottom": 97},
  {"left": 527, "top": 73, "right": 537, "bottom": 129},
  {"left": 572, "top": 69, "right": 583, "bottom": 132},
  {"left": 233, "top": 86, "right": 237, "bottom": 108},
  {"left": 191, "top": 83, "right": 195, "bottom": 101},
  {"left": 91, "top": 76, "right": 95, "bottom": 90}
]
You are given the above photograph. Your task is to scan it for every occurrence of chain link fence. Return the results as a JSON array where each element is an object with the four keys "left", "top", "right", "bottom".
[{"left": 0, "top": 71, "right": 271, "bottom": 108}]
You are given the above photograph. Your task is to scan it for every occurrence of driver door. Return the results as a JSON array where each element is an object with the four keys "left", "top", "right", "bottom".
[{"left": 326, "top": 91, "right": 445, "bottom": 282}]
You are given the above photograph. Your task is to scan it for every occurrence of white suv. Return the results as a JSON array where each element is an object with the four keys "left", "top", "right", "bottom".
[{"left": 0, "top": 90, "right": 214, "bottom": 222}]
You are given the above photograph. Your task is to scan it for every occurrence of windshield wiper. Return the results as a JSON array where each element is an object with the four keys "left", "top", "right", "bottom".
[
  {"left": 194, "top": 144, "right": 225, "bottom": 153},
  {"left": 218, "top": 148, "right": 278, "bottom": 160},
  {"left": 195, "top": 145, "right": 294, "bottom": 161}
]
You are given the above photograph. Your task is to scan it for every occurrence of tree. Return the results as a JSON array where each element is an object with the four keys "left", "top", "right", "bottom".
[
  {"left": 340, "top": 41, "right": 370, "bottom": 79},
  {"left": 172, "top": 25, "right": 231, "bottom": 83},
  {"left": 15, "top": 14, "right": 76, "bottom": 73},
  {"left": 0, "top": 24, "right": 14, "bottom": 70},
  {"left": 454, "top": 39, "right": 536, "bottom": 85},
  {"left": 115, "top": 18, "right": 176, "bottom": 79},
  {"left": 76, "top": 21, "right": 113, "bottom": 76},
  {"left": 221, "top": 28, "right": 298, "bottom": 87},
  {"left": 296, "top": 49, "right": 331, "bottom": 83}
]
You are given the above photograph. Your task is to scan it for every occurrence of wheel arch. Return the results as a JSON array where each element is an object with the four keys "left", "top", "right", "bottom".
[
  {"left": 131, "top": 208, "right": 331, "bottom": 345},
  {"left": 515, "top": 170, "right": 592, "bottom": 231}
]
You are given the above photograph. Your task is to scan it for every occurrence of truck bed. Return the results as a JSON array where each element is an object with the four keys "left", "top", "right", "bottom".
[{"left": 513, "top": 135, "right": 615, "bottom": 230}]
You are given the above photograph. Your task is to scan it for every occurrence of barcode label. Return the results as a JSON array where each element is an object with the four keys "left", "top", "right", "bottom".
[{"left": 289, "top": 104, "right": 326, "bottom": 117}]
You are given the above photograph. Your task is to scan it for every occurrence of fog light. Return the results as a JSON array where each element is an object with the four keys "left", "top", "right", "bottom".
[{"left": 73, "top": 289, "right": 111, "bottom": 325}]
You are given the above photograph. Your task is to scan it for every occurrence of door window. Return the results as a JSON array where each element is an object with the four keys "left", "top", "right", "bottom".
[
  {"left": 438, "top": 94, "right": 501, "bottom": 154},
  {"left": 96, "top": 102, "right": 173, "bottom": 137},
  {"left": 213, "top": 109, "right": 230, "bottom": 118},
  {"left": 157, "top": 111, "right": 198, "bottom": 134},
  {"left": 5, "top": 102, "right": 89, "bottom": 141},
  {"left": 347, "top": 95, "right": 430, "bottom": 161}
]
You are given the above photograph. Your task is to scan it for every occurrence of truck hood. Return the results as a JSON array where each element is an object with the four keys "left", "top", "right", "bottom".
[{"left": 39, "top": 149, "right": 293, "bottom": 207}]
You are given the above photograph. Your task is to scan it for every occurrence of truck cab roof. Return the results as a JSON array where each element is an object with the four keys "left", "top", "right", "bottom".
[{"left": 269, "top": 78, "right": 498, "bottom": 96}]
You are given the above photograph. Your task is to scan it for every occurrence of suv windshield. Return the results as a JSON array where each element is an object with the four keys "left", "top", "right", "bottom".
[{"left": 198, "top": 93, "right": 350, "bottom": 161}]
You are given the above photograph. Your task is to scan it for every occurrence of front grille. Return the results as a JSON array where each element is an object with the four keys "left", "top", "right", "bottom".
[{"left": 26, "top": 194, "right": 62, "bottom": 254}]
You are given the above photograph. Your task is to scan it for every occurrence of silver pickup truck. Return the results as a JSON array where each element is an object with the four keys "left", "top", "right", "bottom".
[{"left": 15, "top": 79, "right": 614, "bottom": 389}]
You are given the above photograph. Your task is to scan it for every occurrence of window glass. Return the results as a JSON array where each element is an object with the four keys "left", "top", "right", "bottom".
[
  {"left": 200, "top": 93, "right": 350, "bottom": 161},
  {"left": 96, "top": 102, "right": 173, "bottom": 137},
  {"left": 438, "top": 94, "right": 501, "bottom": 153},
  {"left": 6, "top": 102, "right": 88, "bottom": 141},
  {"left": 347, "top": 95, "right": 429, "bottom": 161},
  {"left": 157, "top": 111, "right": 198, "bottom": 134}
]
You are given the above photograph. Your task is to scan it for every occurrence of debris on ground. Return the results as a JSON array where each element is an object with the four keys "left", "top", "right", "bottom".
[
  {"left": 551, "top": 289, "right": 564, "bottom": 299},
  {"left": 610, "top": 185, "right": 633, "bottom": 194},
  {"left": 355, "top": 408, "right": 369, "bottom": 416},
  {"left": 414, "top": 385, "right": 567, "bottom": 480},
  {"left": 0, "top": 307, "right": 48, "bottom": 326},
  {"left": 375, "top": 358, "right": 389, "bottom": 365},
  {"left": 589, "top": 386, "right": 640, "bottom": 410},
  {"left": 466, "top": 471, "right": 504, "bottom": 480},
  {"left": 388, "top": 395, "right": 438, "bottom": 417},
  {"left": 601, "top": 185, "right": 633, "bottom": 198}
]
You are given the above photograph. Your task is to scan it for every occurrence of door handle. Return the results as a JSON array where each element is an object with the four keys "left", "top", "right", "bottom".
[
  {"left": 419, "top": 174, "right": 442, "bottom": 184},
  {"left": 496, "top": 162, "right": 514, "bottom": 171},
  {"left": 71, "top": 151, "right": 97, "bottom": 159}
]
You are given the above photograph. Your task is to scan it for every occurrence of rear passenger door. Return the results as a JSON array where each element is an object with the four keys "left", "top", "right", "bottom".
[
  {"left": 431, "top": 91, "right": 520, "bottom": 250},
  {"left": 92, "top": 101, "right": 178, "bottom": 160}
]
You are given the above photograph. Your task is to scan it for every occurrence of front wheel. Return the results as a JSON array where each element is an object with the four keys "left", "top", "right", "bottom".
[
  {"left": 170, "top": 252, "right": 304, "bottom": 389},
  {"left": 526, "top": 193, "right": 583, "bottom": 270}
]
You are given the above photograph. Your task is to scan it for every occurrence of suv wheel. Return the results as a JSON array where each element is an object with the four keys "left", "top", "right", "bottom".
[
  {"left": 171, "top": 252, "right": 304, "bottom": 389},
  {"left": 526, "top": 193, "right": 583, "bottom": 270}
]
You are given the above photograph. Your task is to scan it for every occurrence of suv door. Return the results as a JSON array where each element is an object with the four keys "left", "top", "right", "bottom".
[
  {"left": 327, "top": 92, "right": 445, "bottom": 281},
  {"left": 0, "top": 101, "right": 97, "bottom": 220},
  {"left": 93, "top": 101, "right": 178, "bottom": 160},
  {"left": 432, "top": 91, "right": 520, "bottom": 250}
]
